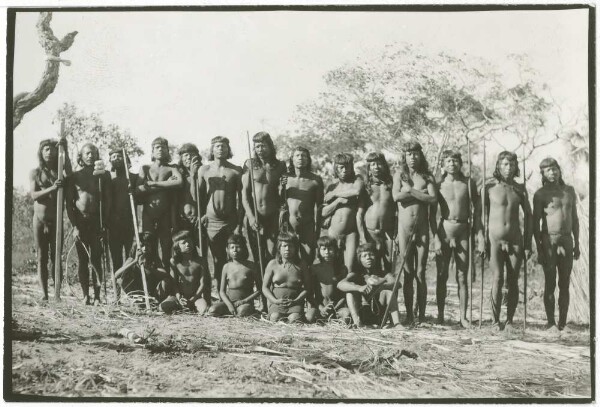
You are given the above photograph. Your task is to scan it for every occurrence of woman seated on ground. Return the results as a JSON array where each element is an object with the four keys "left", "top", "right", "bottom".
[
  {"left": 337, "top": 242, "right": 399, "bottom": 328},
  {"left": 262, "top": 232, "right": 311, "bottom": 323},
  {"left": 306, "top": 236, "right": 351, "bottom": 324},
  {"left": 114, "top": 232, "right": 179, "bottom": 313},
  {"left": 208, "top": 234, "right": 261, "bottom": 317}
]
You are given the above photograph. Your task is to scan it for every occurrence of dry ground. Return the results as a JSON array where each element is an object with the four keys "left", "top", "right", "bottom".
[{"left": 8, "top": 265, "right": 592, "bottom": 400}]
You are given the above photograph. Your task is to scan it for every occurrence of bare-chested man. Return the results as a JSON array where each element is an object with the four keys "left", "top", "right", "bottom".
[
  {"left": 484, "top": 151, "right": 532, "bottom": 332},
  {"left": 66, "top": 143, "right": 111, "bottom": 305},
  {"left": 433, "top": 150, "right": 482, "bottom": 328},
  {"left": 392, "top": 141, "right": 437, "bottom": 325},
  {"left": 30, "top": 138, "right": 72, "bottom": 301},
  {"left": 108, "top": 148, "right": 137, "bottom": 275},
  {"left": 136, "top": 137, "right": 182, "bottom": 269},
  {"left": 281, "top": 146, "right": 324, "bottom": 265},
  {"left": 198, "top": 136, "right": 244, "bottom": 291},
  {"left": 176, "top": 143, "right": 203, "bottom": 247},
  {"left": 533, "top": 157, "right": 580, "bottom": 332},
  {"left": 242, "top": 132, "right": 287, "bottom": 267},
  {"left": 358, "top": 152, "right": 395, "bottom": 273},
  {"left": 322, "top": 153, "right": 366, "bottom": 276}
]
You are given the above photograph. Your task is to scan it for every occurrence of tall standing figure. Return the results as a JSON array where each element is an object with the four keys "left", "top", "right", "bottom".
[
  {"left": 323, "top": 153, "right": 366, "bottom": 276},
  {"left": 358, "top": 152, "right": 395, "bottom": 273},
  {"left": 198, "top": 136, "right": 244, "bottom": 291},
  {"left": 30, "top": 138, "right": 72, "bottom": 301},
  {"left": 176, "top": 143, "right": 202, "bottom": 246},
  {"left": 433, "top": 150, "right": 482, "bottom": 328},
  {"left": 66, "top": 143, "right": 111, "bottom": 305},
  {"left": 392, "top": 141, "right": 437, "bottom": 325},
  {"left": 533, "top": 157, "right": 580, "bottom": 332},
  {"left": 282, "top": 146, "right": 324, "bottom": 265},
  {"left": 108, "top": 148, "right": 137, "bottom": 275},
  {"left": 242, "top": 132, "right": 287, "bottom": 266},
  {"left": 136, "top": 137, "right": 182, "bottom": 269},
  {"left": 484, "top": 151, "right": 532, "bottom": 332}
]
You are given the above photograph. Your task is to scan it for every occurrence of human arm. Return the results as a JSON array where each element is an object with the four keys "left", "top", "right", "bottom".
[
  {"left": 114, "top": 256, "right": 137, "bottom": 279},
  {"left": 430, "top": 186, "right": 440, "bottom": 254},
  {"left": 261, "top": 260, "right": 281, "bottom": 304},
  {"left": 60, "top": 138, "right": 73, "bottom": 177},
  {"left": 314, "top": 176, "right": 324, "bottom": 233},
  {"left": 29, "top": 169, "right": 62, "bottom": 202},
  {"left": 146, "top": 166, "right": 183, "bottom": 189},
  {"left": 102, "top": 172, "right": 112, "bottom": 225},
  {"left": 337, "top": 272, "right": 371, "bottom": 295},
  {"left": 219, "top": 266, "right": 237, "bottom": 315},
  {"left": 532, "top": 192, "right": 544, "bottom": 258},
  {"left": 392, "top": 172, "right": 415, "bottom": 203},
  {"left": 241, "top": 164, "right": 259, "bottom": 231},
  {"left": 571, "top": 187, "right": 580, "bottom": 260},
  {"left": 409, "top": 178, "right": 438, "bottom": 204},
  {"left": 235, "top": 262, "right": 263, "bottom": 307},
  {"left": 64, "top": 175, "right": 78, "bottom": 232},
  {"left": 365, "top": 271, "right": 395, "bottom": 291},
  {"left": 520, "top": 186, "right": 533, "bottom": 256},
  {"left": 235, "top": 168, "right": 245, "bottom": 234},
  {"left": 323, "top": 177, "right": 364, "bottom": 203}
]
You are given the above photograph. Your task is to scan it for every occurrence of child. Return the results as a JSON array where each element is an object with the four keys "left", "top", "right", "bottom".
[
  {"left": 337, "top": 242, "right": 399, "bottom": 327},
  {"left": 207, "top": 234, "right": 261, "bottom": 317},
  {"left": 262, "top": 232, "right": 311, "bottom": 322},
  {"left": 306, "top": 236, "right": 350, "bottom": 323},
  {"left": 114, "top": 232, "right": 179, "bottom": 313},
  {"left": 170, "top": 230, "right": 211, "bottom": 314}
]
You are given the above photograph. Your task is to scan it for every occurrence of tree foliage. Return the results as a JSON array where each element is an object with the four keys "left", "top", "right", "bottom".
[
  {"left": 54, "top": 103, "right": 144, "bottom": 164},
  {"left": 277, "top": 44, "right": 557, "bottom": 180}
]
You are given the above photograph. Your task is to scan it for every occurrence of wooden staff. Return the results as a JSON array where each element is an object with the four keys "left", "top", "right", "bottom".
[
  {"left": 523, "top": 144, "right": 528, "bottom": 332},
  {"left": 54, "top": 120, "right": 66, "bottom": 301},
  {"left": 246, "top": 131, "right": 267, "bottom": 307},
  {"left": 94, "top": 160, "right": 117, "bottom": 303},
  {"left": 467, "top": 137, "right": 473, "bottom": 328},
  {"left": 479, "top": 136, "right": 486, "bottom": 329},
  {"left": 194, "top": 175, "right": 204, "bottom": 257},
  {"left": 380, "top": 230, "right": 415, "bottom": 329},
  {"left": 123, "top": 149, "right": 151, "bottom": 310}
]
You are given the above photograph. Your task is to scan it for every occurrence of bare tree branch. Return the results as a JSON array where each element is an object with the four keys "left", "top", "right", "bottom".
[{"left": 13, "top": 12, "right": 78, "bottom": 129}]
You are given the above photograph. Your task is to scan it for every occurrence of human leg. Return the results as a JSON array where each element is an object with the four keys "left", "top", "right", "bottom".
[
  {"left": 415, "top": 231, "right": 429, "bottom": 322},
  {"left": 557, "top": 236, "right": 574, "bottom": 329},
  {"left": 346, "top": 292, "right": 363, "bottom": 327},
  {"left": 489, "top": 240, "right": 504, "bottom": 325},
  {"left": 505, "top": 244, "right": 523, "bottom": 325},
  {"left": 435, "top": 233, "right": 451, "bottom": 324},
  {"left": 33, "top": 217, "right": 50, "bottom": 300},
  {"left": 454, "top": 231, "right": 470, "bottom": 328},
  {"left": 541, "top": 235, "right": 558, "bottom": 326}
]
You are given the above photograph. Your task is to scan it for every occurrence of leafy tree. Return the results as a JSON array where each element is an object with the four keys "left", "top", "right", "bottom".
[
  {"left": 277, "top": 44, "right": 559, "bottom": 181},
  {"left": 53, "top": 103, "right": 143, "bottom": 165}
]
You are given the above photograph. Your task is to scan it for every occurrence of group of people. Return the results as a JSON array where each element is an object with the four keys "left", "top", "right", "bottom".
[{"left": 30, "top": 131, "right": 580, "bottom": 331}]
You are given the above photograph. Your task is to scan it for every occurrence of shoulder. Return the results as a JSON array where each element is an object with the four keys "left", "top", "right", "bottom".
[
  {"left": 29, "top": 168, "right": 40, "bottom": 179},
  {"left": 199, "top": 164, "right": 210, "bottom": 174},
  {"left": 325, "top": 182, "right": 338, "bottom": 192},
  {"left": 228, "top": 162, "right": 243, "bottom": 174},
  {"left": 266, "top": 259, "right": 278, "bottom": 269}
]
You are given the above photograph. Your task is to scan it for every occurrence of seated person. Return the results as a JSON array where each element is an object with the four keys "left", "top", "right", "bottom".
[
  {"left": 170, "top": 230, "right": 211, "bottom": 314},
  {"left": 337, "top": 242, "right": 399, "bottom": 327},
  {"left": 208, "top": 234, "right": 261, "bottom": 317},
  {"left": 306, "top": 236, "right": 350, "bottom": 323},
  {"left": 262, "top": 232, "right": 311, "bottom": 323},
  {"left": 114, "top": 232, "right": 179, "bottom": 313}
]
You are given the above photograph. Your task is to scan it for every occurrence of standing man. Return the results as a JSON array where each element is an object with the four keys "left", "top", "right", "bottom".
[
  {"left": 242, "top": 132, "right": 287, "bottom": 266},
  {"left": 533, "top": 157, "right": 580, "bottom": 332},
  {"left": 484, "top": 151, "right": 532, "bottom": 332},
  {"left": 66, "top": 143, "right": 111, "bottom": 305},
  {"left": 358, "top": 152, "right": 395, "bottom": 273},
  {"left": 282, "top": 146, "right": 324, "bottom": 265},
  {"left": 136, "top": 137, "right": 182, "bottom": 269},
  {"left": 198, "top": 136, "right": 244, "bottom": 291},
  {"left": 434, "top": 150, "right": 482, "bottom": 328},
  {"left": 392, "top": 141, "right": 437, "bottom": 325},
  {"left": 30, "top": 138, "right": 72, "bottom": 301},
  {"left": 108, "top": 148, "right": 137, "bottom": 276},
  {"left": 176, "top": 143, "right": 202, "bottom": 247},
  {"left": 322, "top": 153, "right": 366, "bottom": 275}
]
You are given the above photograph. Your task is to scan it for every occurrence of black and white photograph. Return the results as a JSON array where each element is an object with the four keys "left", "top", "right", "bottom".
[{"left": 5, "top": 4, "right": 594, "bottom": 401}]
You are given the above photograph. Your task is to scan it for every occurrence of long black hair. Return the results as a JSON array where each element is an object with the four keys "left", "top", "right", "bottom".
[
  {"left": 365, "top": 152, "right": 392, "bottom": 194},
  {"left": 539, "top": 157, "right": 565, "bottom": 186},
  {"left": 493, "top": 151, "right": 520, "bottom": 181},
  {"left": 397, "top": 141, "right": 432, "bottom": 183}
]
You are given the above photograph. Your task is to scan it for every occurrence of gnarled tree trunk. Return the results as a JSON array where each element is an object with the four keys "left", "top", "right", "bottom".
[{"left": 13, "top": 12, "right": 77, "bottom": 129}]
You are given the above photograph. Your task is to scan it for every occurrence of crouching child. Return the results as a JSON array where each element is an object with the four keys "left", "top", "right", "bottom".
[
  {"left": 170, "top": 230, "right": 211, "bottom": 314},
  {"left": 306, "top": 236, "right": 351, "bottom": 323},
  {"left": 338, "top": 242, "right": 400, "bottom": 327},
  {"left": 114, "top": 232, "right": 179, "bottom": 313},
  {"left": 208, "top": 234, "right": 261, "bottom": 317},
  {"left": 262, "top": 232, "right": 311, "bottom": 322}
]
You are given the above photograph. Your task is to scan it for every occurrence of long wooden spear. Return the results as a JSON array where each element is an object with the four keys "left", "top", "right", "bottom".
[
  {"left": 246, "top": 131, "right": 267, "bottom": 308},
  {"left": 523, "top": 144, "right": 528, "bottom": 332},
  {"left": 54, "top": 119, "right": 66, "bottom": 301},
  {"left": 467, "top": 136, "right": 473, "bottom": 328},
  {"left": 479, "top": 136, "right": 486, "bottom": 329},
  {"left": 123, "top": 148, "right": 151, "bottom": 310}
]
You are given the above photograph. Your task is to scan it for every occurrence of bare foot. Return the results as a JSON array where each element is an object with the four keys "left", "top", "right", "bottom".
[
  {"left": 503, "top": 322, "right": 516, "bottom": 335},
  {"left": 460, "top": 318, "right": 471, "bottom": 329},
  {"left": 403, "top": 317, "right": 414, "bottom": 327},
  {"left": 490, "top": 321, "right": 502, "bottom": 332},
  {"left": 436, "top": 315, "right": 445, "bottom": 325},
  {"left": 559, "top": 325, "right": 572, "bottom": 334},
  {"left": 93, "top": 298, "right": 101, "bottom": 306},
  {"left": 39, "top": 296, "right": 49, "bottom": 303},
  {"left": 83, "top": 295, "right": 91, "bottom": 306},
  {"left": 546, "top": 324, "right": 560, "bottom": 336}
]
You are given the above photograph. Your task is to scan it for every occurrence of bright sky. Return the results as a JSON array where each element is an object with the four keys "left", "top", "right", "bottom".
[{"left": 12, "top": 9, "right": 589, "bottom": 189}]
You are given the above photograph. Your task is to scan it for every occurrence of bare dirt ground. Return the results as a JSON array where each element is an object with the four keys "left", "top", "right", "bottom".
[{"left": 9, "top": 266, "right": 591, "bottom": 400}]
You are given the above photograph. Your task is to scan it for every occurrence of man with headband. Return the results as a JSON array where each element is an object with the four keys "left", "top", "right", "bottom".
[
  {"left": 198, "top": 136, "right": 244, "bottom": 291},
  {"left": 392, "top": 141, "right": 438, "bottom": 326},
  {"left": 107, "top": 148, "right": 138, "bottom": 277},
  {"left": 533, "top": 157, "right": 580, "bottom": 332},
  {"left": 242, "top": 132, "right": 287, "bottom": 268},
  {"left": 30, "top": 138, "right": 72, "bottom": 301},
  {"left": 176, "top": 143, "right": 204, "bottom": 248},
  {"left": 322, "top": 153, "right": 366, "bottom": 276},
  {"left": 484, "top": 151, "right": 532, "bottom": 333},
  {"left": 136, "top": 137, "right": 182, "bottom": 269},
  {"left": 66, "top": 143, "right": 111, "bottom": 305}
]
